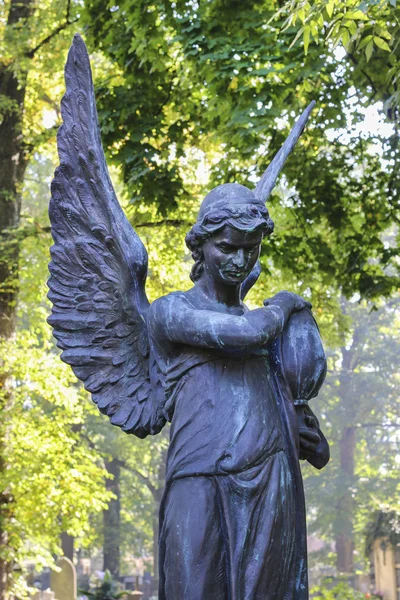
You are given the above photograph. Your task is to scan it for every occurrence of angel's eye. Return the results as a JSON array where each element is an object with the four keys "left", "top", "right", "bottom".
[{"left": 218, "top": 244, "right": 232, "bottom": 253}]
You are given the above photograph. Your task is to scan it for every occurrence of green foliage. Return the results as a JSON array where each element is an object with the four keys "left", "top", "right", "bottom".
[
  {"left": 270, "top": 0, "right": 400, "bottom": 115},
  {"left": 311, "top": 581, "right": 366, "bottom": 598},
  {"left": 0, "top": 231, "right": 111, "bottom": 575},
  {"left": 303, "top": 295, "right": 400, "bottom": 570},
  {"left": 364, "top": 510, "right": 400, "bottom": 555},
  {"left": 0, "top": 0, "right": 80, "bottom": 149},
  {"left": 82, "top": 0, "right": 400, "bottom": 301},
  {"left": 81, "top": 570, "right": 128, "bottom": 600},
  {"left": 83, "top": 411, "right": 169, "bottom": 562}
]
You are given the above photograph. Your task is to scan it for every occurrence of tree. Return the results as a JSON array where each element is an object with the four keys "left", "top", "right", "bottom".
[
  {"left": 270, "top": 0, "right": 400, "bottom": 118},
  {"left": 0, "top": 1, "right": 82, "bottom": 595},
  {"left": 303, "top": 296, "right": 400, "bottom": 574},
  {"left": 82, "top": 0, "right": 400, "bottom": 302},
  {"left": 0, "top": 225, "right": 111, "bottom": 596},
  {"left": 119, "top": 428, "right": 169, "bottom": 580},
  {"left": 1, "top": 0, "right": 399, "bottom": 588},
  {"left": 0, "top": 0, "right": 79, "bottom": 331},
  {"left": 83, "top": 404, "right": 170, "bottom": 579}
]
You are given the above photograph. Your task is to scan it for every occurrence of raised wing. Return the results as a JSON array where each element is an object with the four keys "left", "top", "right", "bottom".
[{"left": 48, "top": 34, "right": 165, "bottom": 438}]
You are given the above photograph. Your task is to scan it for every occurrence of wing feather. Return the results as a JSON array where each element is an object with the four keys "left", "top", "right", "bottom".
[{"left": 48, "top": 35, "right": 166, "bottom": 438}]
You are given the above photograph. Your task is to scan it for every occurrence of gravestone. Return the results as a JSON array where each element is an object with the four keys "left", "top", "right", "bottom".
[
  {"left": 127, "top": 592, "right": 143, "bottom": 600},
  {"left": 50, "top": 557, "right": 76, "bottom": 600},
  {"left": 30, "top": 589, "right": 55, "bottom": 600}
]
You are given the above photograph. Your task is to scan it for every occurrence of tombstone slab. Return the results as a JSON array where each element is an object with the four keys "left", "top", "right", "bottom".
[
  {"left": 50, "top": 556, "right": 76, "bottom": 600},
  {"left": 127, "top": 593, "right": 143, "bottom": 600}
]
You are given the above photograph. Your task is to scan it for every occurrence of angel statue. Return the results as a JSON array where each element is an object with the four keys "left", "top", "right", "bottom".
[{"left": 48, "top": 34, "right": 330, "bottom": 600}]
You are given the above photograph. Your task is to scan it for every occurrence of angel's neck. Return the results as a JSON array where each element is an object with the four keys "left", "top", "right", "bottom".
[{"left": 195, "top": 272, "right": 241, "bottom": 308}]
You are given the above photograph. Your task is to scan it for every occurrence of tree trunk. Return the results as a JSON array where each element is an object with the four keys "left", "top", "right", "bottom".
[
  {"left": 0, "top": 1, "right": 33, "bottom": 596},
  {"left": 61, "top": 533, "right": 74, "bottom": 562},
  {"left": 152, "top": 511, "right": 159, "bottom": 583},
  {"left": 335, "top": 426, "right": 356, "bottom": 573},
  {"left": 0, "top": 0, "right": 32, "bottom": 334},
  {"left": 103, "top": 459, "right": 121, "bottom": 578}
]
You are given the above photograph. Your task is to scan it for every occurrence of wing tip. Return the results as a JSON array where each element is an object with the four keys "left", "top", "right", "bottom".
[
  {"left": 66, "top": 33, "right": 90, "bottom": 76},
  {"left": 72, "top": 33, "right": 87, "bottom": 52}
]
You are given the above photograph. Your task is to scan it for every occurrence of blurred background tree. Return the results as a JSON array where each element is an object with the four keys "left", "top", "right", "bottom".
[{"left": 0, "top": 0, "right": 399, "bottom": 597}]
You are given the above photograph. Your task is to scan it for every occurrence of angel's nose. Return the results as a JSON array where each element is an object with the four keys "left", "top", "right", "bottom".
[{"left": 232, "top": 249, "right": 246, "bottom": 268}]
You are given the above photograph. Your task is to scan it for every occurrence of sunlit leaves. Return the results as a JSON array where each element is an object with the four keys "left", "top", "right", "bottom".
[
  {"left": 82, "top": 0, "right": 400, "bottom": 301},
  {"left": 1, "top": 0, "right": 399, "bottom": 583},
  {"left": 0, "top": 232, "right": 111, "bottom": 578},
  {"left": 271, "top": 0, "right": 399, "bottom": 111},
  {"left": 303, "top": 296, "right": 400, "bottom": 568}
]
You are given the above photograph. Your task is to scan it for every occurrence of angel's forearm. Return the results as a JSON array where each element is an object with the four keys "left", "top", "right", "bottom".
[{"left": 154, "top": 300, "right": 287, "bottom": 351}]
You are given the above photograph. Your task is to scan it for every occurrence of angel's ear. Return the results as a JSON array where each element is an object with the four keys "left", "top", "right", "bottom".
[{"left": 254, "top": 100, "right": 316, "bottom": 204}]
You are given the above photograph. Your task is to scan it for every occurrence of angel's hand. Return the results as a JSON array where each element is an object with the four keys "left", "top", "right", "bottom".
[
  {"left": 299, "top": 428, "right": 321, "bottom": 460},
  {"left": 296, "top": 405, "right": 330, "bottom": 469},
  {"left": 296, "top": 404, "right": 319, "bottom": 458},
  {"left": 264, "top": 291, "right": 312, "bottom": 319}
]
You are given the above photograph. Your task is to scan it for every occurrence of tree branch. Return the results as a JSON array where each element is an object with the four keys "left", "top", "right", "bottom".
[
  {"left": 134, "top": 218, "right": 188, "bottom": 228},
  {"left": 115, "top": 459, "right": 158, "bottom": 498},
  {"left": 76, "top": 437, "right": 160, "bottom": 497},
  {"left": 347, "top": 52, "right": 378, "bottom": 100},
  {"left": 12, "top": 218, "right": 188, "bottom": 241},
  {"left": 356, "top": 422, "right": 400, "bottom": 429},
  {"left": 26, "top": 0, "right": 78, "bottom": 59}
]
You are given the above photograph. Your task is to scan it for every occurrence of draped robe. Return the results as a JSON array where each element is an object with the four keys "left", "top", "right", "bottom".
[{"left": 148, "top": 292, "right": 310, "bottom": 600}]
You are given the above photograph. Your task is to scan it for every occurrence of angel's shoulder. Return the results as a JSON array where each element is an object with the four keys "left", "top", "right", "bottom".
[{"left": 148, "top": 291, "right": 190, "bottom": 324}]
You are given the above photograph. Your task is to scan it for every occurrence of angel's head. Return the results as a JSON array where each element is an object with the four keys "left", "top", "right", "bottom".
[{"left": 185, "top": 183, "right": 274, "bottom": 284}]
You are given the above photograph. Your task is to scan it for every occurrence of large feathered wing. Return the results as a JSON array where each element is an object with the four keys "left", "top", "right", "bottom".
[{"left": 48, "top": 34, "right": 166, "bottom": 438}]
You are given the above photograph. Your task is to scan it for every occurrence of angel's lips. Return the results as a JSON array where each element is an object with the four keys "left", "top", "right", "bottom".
[{"left": 223, "top": 270, "right": 245, "bottom": 278}]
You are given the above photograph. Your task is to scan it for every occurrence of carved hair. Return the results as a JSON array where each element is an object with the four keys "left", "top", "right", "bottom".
[{"left": 185, "top": 204, "right": 274, "bottom": 282}]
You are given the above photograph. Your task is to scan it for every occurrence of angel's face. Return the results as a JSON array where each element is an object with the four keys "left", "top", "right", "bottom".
[{"left": 202, "top": 225, "right": 262, "bottom": 286}]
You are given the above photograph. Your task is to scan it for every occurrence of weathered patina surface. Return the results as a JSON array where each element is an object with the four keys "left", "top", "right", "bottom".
[{"left": 48, "top": 35, "right": 329, "bottom": 600}]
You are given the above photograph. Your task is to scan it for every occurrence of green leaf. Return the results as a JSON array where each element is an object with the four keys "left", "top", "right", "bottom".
[
  {"left": 341, "top": 28, "right": 350, "bottom": 47},
  {"left": 365, "top": 39, "right": 374, "bottom": 61},
  {"left": 298, "top": 8, "right": 306, "bottom": 22},
  {"left": 379, "top": 30, "right": 392, "bottom": 40},
  {"left": 373, "top": 36, "right": 391, "bottom": 52},
  {"left": 345, "top": 10, "right": 368, "bottom": 19},
  {"left": 310, "top": 20, "right": 319, "bottom": 38},
  {"left": 303, "top": 25, "right": 311, "bottom": 54},
  {"left": 358, "top": 34, "right": 373, "bottom": 49},
  {"left": 288, "top": 25, "right": 305, "bottom": 49},
  {"left": 348, "top": 21, "right": 357, "bottom": 36},
  {"left": 326, "top": 0, "right": 335, "bottom": 18}
]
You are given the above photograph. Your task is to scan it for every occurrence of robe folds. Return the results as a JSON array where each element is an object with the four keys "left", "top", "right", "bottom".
[{"left": 148, "top": 299, "right": 310, "bottom": 600}]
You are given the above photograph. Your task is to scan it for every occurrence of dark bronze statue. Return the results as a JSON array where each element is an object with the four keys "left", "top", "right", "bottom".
[{"left": 48, "top": 35, "right": 330, "bottom": 600}]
